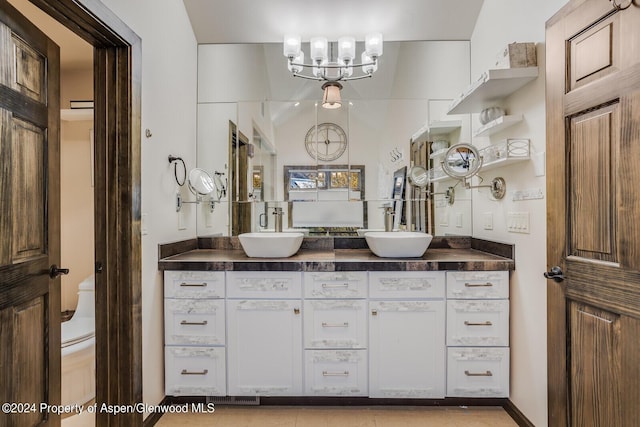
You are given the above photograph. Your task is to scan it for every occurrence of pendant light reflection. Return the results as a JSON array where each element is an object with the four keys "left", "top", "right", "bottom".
[{"left": 321, "top": 82, "right": 342, "bottom": 109}]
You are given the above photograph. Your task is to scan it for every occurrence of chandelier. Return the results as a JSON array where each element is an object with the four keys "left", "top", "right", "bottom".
[{"left": 283, "top": 34, "right": 384, "bottom": 109}]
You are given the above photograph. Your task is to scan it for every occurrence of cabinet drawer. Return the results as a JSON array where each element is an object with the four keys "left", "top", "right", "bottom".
[
  {"left": 304, "top": 300, "right": 367, "bottom": 349},
  {"left": 369, "top": 271, "right": 445, "bottom": 299},
  {"left": 447, "top": 271, "right": 509, "bottom": 299},
  {"left": 305, "top": 350, "right": 367, "bottom": 396},
  {"left": 227, "top": 271, "right": 302, "bottom": 299},
  {"left": 164, "top": 299, "right": 225, "bottom": 346},
  {"left": 304, "top": 272, "right": 367, "bottom": 298},
  {"left": 447, "top": 347, "right": 509, "bottom": 397},
  {"left": 447, "top": 300, "right": 509, "bottom": 346},
  {"left": 165, "top": 346, "right": 226, "bottom": 396},
  {"left": 164, "top": 270, "right": 225, "bottom": 299}
]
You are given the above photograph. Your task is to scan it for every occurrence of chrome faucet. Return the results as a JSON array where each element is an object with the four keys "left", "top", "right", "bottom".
[
  {"left": 383, "top": 206, "right": 395, "bottom": 232},
  {"left": 273, "top": 207, "right": 284, "bottom": 232}
]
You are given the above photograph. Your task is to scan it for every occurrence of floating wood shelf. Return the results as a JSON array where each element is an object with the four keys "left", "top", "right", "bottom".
[{"left": 411, "top": 120, "right": 462, "bottom": 143}]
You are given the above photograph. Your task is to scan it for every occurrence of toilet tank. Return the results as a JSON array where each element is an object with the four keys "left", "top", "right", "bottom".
[{"left": 74, "top": 275, "right": 95, "bottom": 318}]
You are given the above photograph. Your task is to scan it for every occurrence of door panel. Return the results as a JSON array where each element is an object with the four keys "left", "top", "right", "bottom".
[
  {"left": 569, "top": 302, "right": 621, "bottom": 427},
  {"left": 0, "top": 3, "right": 60, "bottom": 426},
  {"left": 546, "top": 1, "right": 640, "bottom": 426},
  {"left": 569, "top": 104, "right": 618, "bottom": 262}
]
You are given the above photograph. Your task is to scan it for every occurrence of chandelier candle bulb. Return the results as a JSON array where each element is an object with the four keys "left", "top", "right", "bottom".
[
  {"left": 365, "top": 33, "right": 383, "bottom": 57},
  {"left": 338, "top": 36, "right": 356, "bottom": 62},
  {"left": 310, "top": 37, "right": 328, "bottom": 62},
  {"left": 283, "top": 34, "right": 301, "bottom": 57}
]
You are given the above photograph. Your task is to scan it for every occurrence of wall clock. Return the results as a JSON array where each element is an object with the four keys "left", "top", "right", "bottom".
[{"left": 304, "top": 122, "right": 347, "bottom": 162}]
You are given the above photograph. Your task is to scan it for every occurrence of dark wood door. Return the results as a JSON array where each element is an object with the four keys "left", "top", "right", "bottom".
[
  {"left": 0, "top": 1, "right": 61, "bottom": 426},
  {"left": 546, "top": 1, "right": 640, "bottom": 426},
  {"left": 230, "top": 123, "right": 251, "bottom": 235}
]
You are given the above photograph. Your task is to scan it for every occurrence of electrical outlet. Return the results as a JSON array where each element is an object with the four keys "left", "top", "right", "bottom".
[
  {"left": 483, "top": 212, "right": 493, "bottom": 230},
  {"left": 439, "top": 212, "right": 449, "bottom": 227},
  {"left": 141, "top": 213, "right": 148, "bottom": 235},
  {"left": 178, "top": 208, "right": 187, "bottom": 230}
]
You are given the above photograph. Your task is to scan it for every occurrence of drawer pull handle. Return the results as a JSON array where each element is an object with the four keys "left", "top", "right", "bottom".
[
  {"left": 465, "top": 370, "right": 493, "bottom": 377},
  {"left": 464, "top": 321, "right": 493, "bottom": 326},
  {"left": 180, "top": 320, "right": 208, "bottom": 326},
  {"left": 322, "top": 370, "right": 349, "bottom": 377},
  {"left": 181, "top": 369, "right": 208, "bottom": 375},
  {"left": 321, "top": 283, "right": 349, "bottom": 288},
  {"left": 180, "top": 282, "right": 207, "bottom": 287},
  {"left": 464, "top": 282, "right": 493, "bottom": 287},
  {"left": 371, "top": 309, "right": 378, "bottom": 316},
  {"left": 322, "top": 322, "right": 349, "bottom": 328},
  {"left": 294, "top": 308, "right": 300, "bottom": 315}
]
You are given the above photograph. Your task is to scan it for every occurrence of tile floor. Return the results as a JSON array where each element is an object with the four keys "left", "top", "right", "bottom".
[{"left": 154, "top": 405, "right": 518, "bottom": 427}]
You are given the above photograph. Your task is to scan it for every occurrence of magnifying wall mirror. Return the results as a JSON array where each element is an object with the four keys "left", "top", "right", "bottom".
[
  {"left": 188, "top": 168, "right": 216, "bottom": 197},
  {"left": 440, "top": 143, "right": 506, "bottom": 200},
  {"left": 441, "top": 143, "right": 482, "bottom": 179}
]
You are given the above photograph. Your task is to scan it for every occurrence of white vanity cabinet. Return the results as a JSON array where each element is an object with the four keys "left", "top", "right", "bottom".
[
  {"left": 303, "top": 272, "right": 368, "bottom": 396},
  {"left": 226, "top": 271, "right": 303, "bottom": 396},
  {"left": 163, "top": 271, "right": 226, "bottom": 396},
  {"left": 445, "top": 271, "right": 510, "bottom": 397},
  {"left": 368, "top": 271, "right": 446, "bottom": 398}
]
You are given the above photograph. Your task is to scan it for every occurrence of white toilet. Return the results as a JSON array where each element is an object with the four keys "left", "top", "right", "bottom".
[{"left": 61, "top": 275, "right": 96, "bottom": 407}]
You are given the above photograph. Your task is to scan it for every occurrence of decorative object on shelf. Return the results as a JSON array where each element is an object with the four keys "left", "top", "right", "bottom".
[
  {"left": 479, "top": 107, "right": 505, "bottom": 125},
  {"left": 284, "top": 33, "right": 383, "bottom": 109},
  {"left": 439, "top": 143, "right": 507, "bottom": 201},
  {"left": 305, "top": 122, "right": 348, "bottom": 162},
  {"left": 431, "top": 140, "right": 449, "bottom": 153},
  {"left": 494, "top": 42, "right": 537, "bottom": 69},
  {"left": 478, "top": 139, "right": 530, "bottom": 171}
]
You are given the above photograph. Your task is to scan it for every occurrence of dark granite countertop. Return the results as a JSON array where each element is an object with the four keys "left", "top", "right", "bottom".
[{"left": 158, "top": 236, "right": 514, "bottom": 272}]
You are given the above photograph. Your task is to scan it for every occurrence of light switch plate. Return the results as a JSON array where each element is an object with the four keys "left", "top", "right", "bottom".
[
  {"left": 507, "top": 211, "right": 530, "bottom": 234},
  {"left": 456, "top": 212, "right": 463, "bottom": 228}
]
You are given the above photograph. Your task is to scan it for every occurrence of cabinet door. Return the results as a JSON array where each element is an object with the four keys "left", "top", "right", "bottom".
[
  {"left": 164, "top": 299, "right": 225, "bottom": 346},
  {"left": 369, "top": 271, "right": 445, "bottom": 299},
  {"left": 227, "top": 271, "right": 302, "bottom": 299},
  {"left": 369, "top": 300, "right": 446, "bottom": 398},
  {"left": 304, "top": 300, "right": 367, "bottom": 349},
  {"left": 165, "top": 346, "right": 226, "bottom": 396},
  {"left": 447, "top": 347, "right": 509, "bottom": 397},
  {"left": 227, "top": 299, "right": 302, "bottom": 396},
  {"left": 447, "top": 300, "right": 509, "bottom": 346},
  {"left": 164, "top": 271, "right": 225, "bottom": 299},
  {"left": 305, "top": 350, "right": 368, "bottom": 396},
  {"left": 304, "top": 272, "right": 367, "bottom": 298}
]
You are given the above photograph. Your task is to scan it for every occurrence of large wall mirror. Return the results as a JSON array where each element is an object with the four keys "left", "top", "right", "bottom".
[{"left": 195, "top": 41, "right": 473, "bottom": 237}]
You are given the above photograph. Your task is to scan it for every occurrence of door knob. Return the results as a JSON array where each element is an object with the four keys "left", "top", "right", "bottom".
[
  {"left": 49, "top": 265, "right": 70, "bottom": 278},
  {"left": 543, "top": 266, "right": 565, "bottom": 283}
]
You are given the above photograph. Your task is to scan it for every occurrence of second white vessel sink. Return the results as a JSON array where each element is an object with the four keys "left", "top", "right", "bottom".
[
  {"left": 364, "top": 231, "right": 433, "bottom": 258},
  {"left": 238, "top": 232, "right": 304, "bottom": 258}
]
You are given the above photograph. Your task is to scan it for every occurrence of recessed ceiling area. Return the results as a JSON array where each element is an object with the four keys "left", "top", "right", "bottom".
[{"left": 182, "top": 0, "right": 485, "bottom": 44}]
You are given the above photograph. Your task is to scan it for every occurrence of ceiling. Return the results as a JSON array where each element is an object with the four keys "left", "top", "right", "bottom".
[
  {"left": 7, "top": 0, "right": 484, "bottom": 72},
  {"left": 183, "top": 0, "right": 485, "bottom": 44}
]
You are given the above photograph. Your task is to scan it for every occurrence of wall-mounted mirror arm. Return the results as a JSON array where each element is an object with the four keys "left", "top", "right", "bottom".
[
  {"left": 176, "top": 168, "right": 219, "bottom": 212},
  {"left": 408, "top": 165, "right": 455, "bottom": 205}
]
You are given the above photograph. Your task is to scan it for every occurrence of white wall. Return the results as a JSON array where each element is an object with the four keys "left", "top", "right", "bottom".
[
  {"left": 95, "top": 0, "right": 198, "bottom": 416},
  {"left": 469, "top": 1, "right": 567, "bottom": 426},
  {"left": 60, "top": 69, "right": 94, "bottom": 312}
]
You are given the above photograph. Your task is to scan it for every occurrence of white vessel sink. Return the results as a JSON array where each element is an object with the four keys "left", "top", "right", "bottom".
[
  {"left": 364, "top": 231, "right": 433, "bottom": 258},
  {"left": 356, "top": 228, "right": 385, "bottom": 237},
  {"left": 238, "top": 232, "right": 304, "bottom": 258}
]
